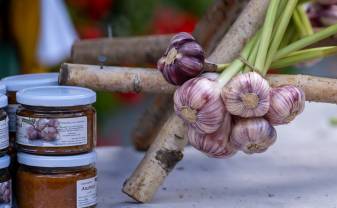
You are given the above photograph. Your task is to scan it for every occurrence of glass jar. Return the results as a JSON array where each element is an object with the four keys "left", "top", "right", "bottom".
[
  {"left": 1, "top": 73, "right": 59, "bottom": 152},
  {"left": 17, "top": 152, "right": 97, "bottom": 208},
  {"left": 16, "top": 86, "right": 96, "bottom": 155},
  {"left": 0, "top": 95, "right": 9, "bottom": 156},
  {"left": 0, "top": 155, "right": 12, "bottom": 208}
]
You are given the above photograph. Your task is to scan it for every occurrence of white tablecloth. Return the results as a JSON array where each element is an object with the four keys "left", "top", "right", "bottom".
[{"left": 97, "top": 102, "right": 337, "bottom": 208}]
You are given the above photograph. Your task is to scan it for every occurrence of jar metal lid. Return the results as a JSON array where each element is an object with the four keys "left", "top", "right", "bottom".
[
  {"left": 17, "top": 86, "right": 96, "bottom": 107},
  {"left": 17, "top": 152, "right": 97, "bottom": 168},
  {"left": 2, "top": 73, "right": 59, "bottom": 92},
  {"left": 0, "top": 95, "right": 7, "bottom": 108},
  {"left": 0, "top": 82, "right": 6, "bottom": 94},
  {"left": 0, "top": 155, "right": 10, "bottom": 169}
]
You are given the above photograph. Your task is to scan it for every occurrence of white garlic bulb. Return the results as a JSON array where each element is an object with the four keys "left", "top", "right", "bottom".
[
  {"left": 265, "top": 85, "right": 305, "bottom": 125},
  {"left": 222, "top": 72, "right": 270, "bottom": 118},
  {"left": 230, "top": 117, "right": 276, "bottom": 154},
  {"left": 174, "top": 77, "right": 225, "bottom": 134}
]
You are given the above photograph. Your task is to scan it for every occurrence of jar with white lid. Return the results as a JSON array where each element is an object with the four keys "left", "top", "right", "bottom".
[
  {"left": 0, "top": 95, "right": 9, "bottom": 156},
  {"left": 17, "top": 152, "right": 97, "bottom": 208},
  {"left": 0, "top": 155, "right": 12, "bottom": 208},
  {"left": 16, "top": 86, "right": 96, "bottom": 155},
  {"left": 1, "top": 73, "right": 59, "bottom": 150}
]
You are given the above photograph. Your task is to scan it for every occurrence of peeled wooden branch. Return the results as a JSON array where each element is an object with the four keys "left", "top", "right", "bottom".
[
  {"left": 71, "top": 34, "right": 172, "bottom": 66},
  {"left": 132, "top": 95, "right": 173, "bottom": 151},
  {"left": 59, "top": 63, "right": 337, "bottom": 104},
  {"left": 123, "top": 114, "right": 187, "bottom": 202}
]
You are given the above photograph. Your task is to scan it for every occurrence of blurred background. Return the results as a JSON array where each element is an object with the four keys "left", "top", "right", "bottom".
[{"left": 0, "top": 0, "right": 336, "bottom": 147}]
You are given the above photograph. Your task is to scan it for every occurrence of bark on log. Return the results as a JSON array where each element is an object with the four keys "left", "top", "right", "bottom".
[
  {"left": 59, "top": 64, "right": 337, "bottom": 104},
  {"left": 71, "top": 34, "right": 172, "bottom": 66},
  {"left": 123, "top": 114, "right": 187, "bottom": 203}
]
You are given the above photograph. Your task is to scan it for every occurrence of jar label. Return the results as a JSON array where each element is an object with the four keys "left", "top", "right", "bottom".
[
  {"left": 0, "top": 180, "right": 11, "bottom": 208},
  {"left": 0, "top": 117, "right": 9, "bottom": 149},
  {"left": 5, "top": 104, "right": 19, "bottom": 132},
  {"left": 77, "top": 176, "right": 97, "bottom": 208},
  {"left": 16, "top": 116, "right": 88, "bottom": 147}
]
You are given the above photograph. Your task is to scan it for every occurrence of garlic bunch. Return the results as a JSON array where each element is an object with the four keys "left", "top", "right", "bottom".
[
  {"left": 157, "top": 32, "right": 205, "bottom": 85},
  {"left": 230, "top": 118, "right": 276, "bottom": 154},
  {"left": 188, "top": 112, "right": 236, "bottom": 158},
  {"left": 221, "top": 72, "right": 271, "bottom": 118},
  {"left": 265, "top": 85, "right": 305, "bottom": 125},
  {"left": 174, "top": 77, "right": 225, "bottom": 134},
  {"left": 307, "top": 3, "right": 337, "bottom": 27}
]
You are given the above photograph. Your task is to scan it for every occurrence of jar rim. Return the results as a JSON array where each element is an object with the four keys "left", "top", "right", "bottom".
[
  {"left": 0, "top": 95, "right": 7, "bottom": 108},
  {"left": 2, "top": 73, "right": 59, "bottom": 92},
  {"left": 0, "top": 155, "right": 10, "bottom": 169},
  {"left": 17, "top": 152, "right": 97, "bottom": 168},
  {"left": 17, "top": 86, "right": 96, "bottom": 107}
]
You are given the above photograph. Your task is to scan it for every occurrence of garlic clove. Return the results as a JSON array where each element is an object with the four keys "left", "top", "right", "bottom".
[
  {"left": 188, "top": 112, "right": 236, "bottom": 158},
  {"left": 265, "top": 85, "right": 305, "bottom": 125},
  {"left": 230, "top": 117, "right": 277, "bottom": 154},
  {"left": 174, "top": 77, "right": 225, "bottom": 134},
  {"left": 222, "top": 72, "right": 271, "bottom": 118},
  {"left": 157, "top": 32, "right": 205, "bottom": 85}
]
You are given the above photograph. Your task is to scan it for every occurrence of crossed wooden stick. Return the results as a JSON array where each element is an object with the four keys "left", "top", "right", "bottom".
[{"left": 60, "top": 0, "right": 337, "bottom": 203}]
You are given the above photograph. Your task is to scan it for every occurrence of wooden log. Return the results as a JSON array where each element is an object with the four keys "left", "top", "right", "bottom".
[
  {"left": 71, "top": 34, "right": 172, "bottom": 66},
  {"left": 59, "top": 64, "right": 337, "bottom": 104},
  {"left": 132, "top": 95, "right": 174, "bottom": 151},
  {"left": 122, "top": 114, "right": 187, "bottom": 202}
]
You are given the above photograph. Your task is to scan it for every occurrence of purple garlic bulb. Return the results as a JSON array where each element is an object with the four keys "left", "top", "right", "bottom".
[
  {"left": 174, "top": 77, "right": 225, "bottom": 134},
  {"left": 35, "top": 119, "right": 48, "bottom": 131},
  {"left": 320, "top": 5, "right": 337, "bottom": 26},
  {"left": 265, "top": 85, "right": 305, "bottom": 125},
  {"left": 157, "top": 32, "right": 205, "bottom": 85},
  {"left": 48, "top": 119, "right": 60, "bottom": 128},
  {"left": 27, "top": 126, "right": 39, "bottom": 140},
  {"left": 230, "top": 118, "right": 277, "bottom": 154},
  {"left": 188, "top": 112, "right": 236, "bottom": 158},
  {"left": 39, "top": 127, "right": 58, "bottom": 141},
  {"left": 307, "top": 3, "right": 337, "bottom": 27},
  {"left": 221, "top": 72, "right": 271, "bottom": 118},
  {"left": 316, "top": 0, "right": 337, "bottom": 5}
]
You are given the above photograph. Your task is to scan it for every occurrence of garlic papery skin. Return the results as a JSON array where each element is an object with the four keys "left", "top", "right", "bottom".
[
  {"left": 265, "top": 85, "right": 305, "bottom": 125},
  {"left": 187, "top": 112, "right": 236, "bottom": 158},
  {"left": 174, "top": 77, "right": 225, "bottom": 134},
  {"left": 157, "top": 32, "right": 205, "bottom": 85},
  {"left": 230, "top": 118, "right": 277, "bottom": 154},
  {"left": 221, "top": 72, "right": 271, "bottom": 118}
]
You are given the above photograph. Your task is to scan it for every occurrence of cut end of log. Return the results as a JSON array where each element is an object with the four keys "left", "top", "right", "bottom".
[{"left": 59, "top": 63, "right": 69, "bottom": 85}]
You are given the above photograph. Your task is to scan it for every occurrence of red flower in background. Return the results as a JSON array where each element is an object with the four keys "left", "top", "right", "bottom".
[{"left": 152, "top": 7, "right": 198, "bottom": 34}]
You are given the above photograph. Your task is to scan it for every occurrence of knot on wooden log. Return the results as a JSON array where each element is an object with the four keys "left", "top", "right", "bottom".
[{"left": 155, "top": 149, "right": 184, "bottom": 173}]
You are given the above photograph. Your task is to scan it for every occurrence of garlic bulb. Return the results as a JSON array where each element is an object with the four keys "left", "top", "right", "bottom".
[
  {"left": 157, "top": 32, "right": 205, "bottom": 85},
  {"left": 221, "top": 72, "right": 270, "bottom": 118},
  {"left": 230, "top": 118, "right": 277, "bottom": 154},
  {"left": 265, "top": 85, "right": 305, "bottom": 125},
  {"left": 188, "top": 112, "right": 236, "bottom": 158},
  {"left": 174, "top": 77, "right": 225, "bottom": 134},
  {"left": 307, "top": 3, "right": 337, "bottom": 27}
]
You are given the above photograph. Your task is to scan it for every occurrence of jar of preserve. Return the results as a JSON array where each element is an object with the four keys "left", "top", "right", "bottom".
[
  {"left": 16, "top": 86, "right": 96, "bottom": 155},
  {"left": 17, "top": 152, "right": 97, "bottom": 208},
  {"left": 0, "top": 95, "right": 9, "bottom": 156},
  {"left": 0, "top": 155, "right": 12, "bottom": 208},
  {"left": 1, "top": 73, "right": 59, "bottom": 151}
]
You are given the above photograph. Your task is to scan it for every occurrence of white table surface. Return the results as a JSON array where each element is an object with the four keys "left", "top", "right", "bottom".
[{"left": 97, "top": 102, "right": 337, "bottom": 208}]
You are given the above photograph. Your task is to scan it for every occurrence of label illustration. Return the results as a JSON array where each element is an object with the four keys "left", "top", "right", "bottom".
[{"left": 17, "top": 116, "right": 88, "bottom": 147}]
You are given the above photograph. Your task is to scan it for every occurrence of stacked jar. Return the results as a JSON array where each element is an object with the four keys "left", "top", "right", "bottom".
[
  {"left": 0, "top": 82, "right": 11, "bottom": 207},
  {"left": 1, "top": 73, "right": 59, "bottom": 206},
  {"left": 15, "top": 86, "right": 98, "bottom": 208}
]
